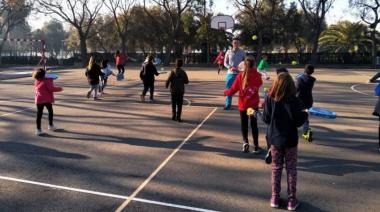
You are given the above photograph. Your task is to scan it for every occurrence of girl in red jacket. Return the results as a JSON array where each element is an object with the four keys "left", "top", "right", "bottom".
[
  {"left": 214, "top": 49, "right": 225, "bottom": 74},
  {"left": 224, "top": 56, "right": 263, "bottom": 153},
  {"left": 33, "top": 68, "right": 63, "bottom": 136}
]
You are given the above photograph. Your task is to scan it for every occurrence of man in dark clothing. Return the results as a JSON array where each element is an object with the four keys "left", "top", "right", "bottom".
[
  {"left": 166, "top": 58, "right": 189, "bottom": 122},
  {"left": 296, "top": 64, "right": 316, "bottom": 142},
  {"left": 140, "top": 55, "right": 160, "bottom": 102}
]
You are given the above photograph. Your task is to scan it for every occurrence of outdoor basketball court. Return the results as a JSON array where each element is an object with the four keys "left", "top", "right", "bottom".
[{"left": 0, "top": 67, "right": 379, "bottom": 211}]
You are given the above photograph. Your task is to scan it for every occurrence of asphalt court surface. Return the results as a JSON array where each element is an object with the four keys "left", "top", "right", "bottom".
[{"left": 0, "top": 67, "right": 379, "bottom": 211}]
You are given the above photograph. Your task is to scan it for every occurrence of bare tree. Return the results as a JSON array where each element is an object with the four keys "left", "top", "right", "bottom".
[
  {"left": 235, "top": 0, "right": 283, "bottom": 62},
  {"left": 0, "top": 0, "right": 32, "bottom": 63},
  {"left": 36, "top": 0, "right": 103, "bottom": 66},
  {"left": 105, "top": 0, "right": 135, "bottom": 55},
  {"left": 349, "top": 0, "right": 380, "bottom": 68},
  {"left": 298, "top": 0, "right": 334, "bottom": 65},
  {"left": 144, "top": 0, "right": 194, "bottom": 65}
]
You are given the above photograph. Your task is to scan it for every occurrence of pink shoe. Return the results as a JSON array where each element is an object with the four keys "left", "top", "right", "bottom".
[
  {"left": 287, "top": 199, "right": 300, "bottom": 211},
  {"left": 270, "top": 197, "right": 280, "bottom": 208}
]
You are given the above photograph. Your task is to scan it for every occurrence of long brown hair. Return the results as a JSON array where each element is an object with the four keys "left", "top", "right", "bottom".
[
  {"left": 87, "top": 56, "right": 96, "bottom": 70},
  {"left": 270, "top": 72, "right": 296, "bottom": 102},
  {"left": 242, "top": 56, "right": 255, "bottom": 90}
]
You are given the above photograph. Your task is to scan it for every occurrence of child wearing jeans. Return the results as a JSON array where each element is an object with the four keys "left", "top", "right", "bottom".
[
  {"left": 33, "top": 68, "right": 63, "bottom": 136},
  {"left": 166, "top": 59, "right": 189, "bottom": 122},
  {"left": 263, "top": 72, "right": 308, "bottom": 211},
  {"left": 224, "top": 56, "right": 263, "bottom": 153},
  {"left": 296, "top": 65, "right": 316, "bottom": 142},
  {"left": 100, "top": 59, "right": 116, "bottom": 94}
]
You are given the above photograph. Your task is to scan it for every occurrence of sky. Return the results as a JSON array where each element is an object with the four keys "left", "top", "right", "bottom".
[{"left": 28, "top": 0, "right": 358, "bottom": 31}]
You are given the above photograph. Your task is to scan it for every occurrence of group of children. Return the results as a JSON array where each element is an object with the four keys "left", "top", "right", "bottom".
[{"left": 223, "top": 56, "right": 316, "bottom": 210}]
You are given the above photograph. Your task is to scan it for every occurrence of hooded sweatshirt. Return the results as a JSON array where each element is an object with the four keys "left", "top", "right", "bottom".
[
  {"left": 166, "top": 68, "right": 189, "bottom": 93},
  {"left": 224, "top": 68, "right": 263, "bottom": 111},
  {"left": 296, "top": 73, "right": 316, "bottom": 109}
]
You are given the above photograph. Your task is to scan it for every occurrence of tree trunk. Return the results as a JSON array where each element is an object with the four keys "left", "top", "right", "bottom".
[
  {"left": 79, "top": 34, "right": 88, "bottom": 67},
  {"left": 163, "top": 40, "right": 175, "bottom": 66},
  {"left": 372, "top": 30, "right": 377, "bottom": 69},
  {"left": 255, "top": 33, "right": 264, "bottom": 62},
  {"left": 311, "top": 34, "right": 320, "bottom": 65},
  {"left": 121, "top": 35, "right": 127, "bottom": 56}
]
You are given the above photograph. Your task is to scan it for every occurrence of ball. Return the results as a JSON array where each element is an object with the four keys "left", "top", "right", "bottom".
[
  {"left": 247, "top": 108, "right": 254, "bottom": 116},
  {"left": 291, "top": 60, "right": 298, "bottom": 65},
  {"left": 252, "top": 35, "right": 257, "bottom": 41}
]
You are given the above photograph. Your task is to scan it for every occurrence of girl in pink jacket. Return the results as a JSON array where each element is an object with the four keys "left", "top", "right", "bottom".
[{"left": 33, "top": 68, "right": 63, "bottom": 136}]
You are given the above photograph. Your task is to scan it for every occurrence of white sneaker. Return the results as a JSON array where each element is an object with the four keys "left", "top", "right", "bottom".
[
  {"left": 35, "top": 129, "right": 44, "bottom": 136},
  {"left": 48, "top": 125, "right": 57, "bottom": 131}
]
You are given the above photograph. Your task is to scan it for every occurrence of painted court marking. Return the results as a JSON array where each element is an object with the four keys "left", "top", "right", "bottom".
[
  {"left": 0, "top": 175, "right": 218, "bottom": 212},
  {"left": 116, "top": 107, "right": 218, "bottom": 212},
  {"left": 350, "top": 84, "right": 372, "bottom": 96}
]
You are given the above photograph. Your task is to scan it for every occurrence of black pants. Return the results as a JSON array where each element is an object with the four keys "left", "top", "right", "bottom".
[
  {"left": 142, "top": 81, "right": 154, "bottom": 100},
  {"left": 217, "top": 64, "right": 223, "bottom": 74},
  {"left": 100, "top": 77, "right": 108, "bottom": 92},
  {"left": 117, "top": 64, "right": 125, "bottom": 75},
  {"left": 36, "top": 103, "right": 53, "bottom": 130},
  {"left": 171, "top": 92, "right": 184, "bottom": 119},
  {"left": 240, "top": 110, "right": 259, "bottom": 147}
]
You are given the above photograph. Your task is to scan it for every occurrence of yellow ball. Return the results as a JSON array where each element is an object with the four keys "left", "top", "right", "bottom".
[
  {"left": 247, "top": 108, "right": 254, "bottom": 116},
  {"left": 252, "top": 35, "right": 257, "bottom": 41},
  {"left": 292, "top": 60, "right": 298, "bottom": 65}
]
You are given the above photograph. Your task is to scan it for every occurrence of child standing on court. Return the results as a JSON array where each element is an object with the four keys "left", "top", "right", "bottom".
[
  {"left": 369, "top": 72, "right": 380, "bottom": 153},
  {"left": 115, "top": 50, "right": 127, "bottom": 76},
  {"left": 100, "top": 59, "right": 116, "bottom": 94},
  {"left": 140, "top": 55, "right": 160, "bottom": 102},
  {"left": 85, "top": 56, "right": 103, "bottom": 100},
  {"left": 257, "top": 54, "right": 270, "bottom": 80},
  {"left": 214, "top": 48, "right": 225, "bottom": 74},
  {"left": 263, "top": 72, "right": 308, "bottom": 211},
  {"left": 166, "top": 58, "right": 189, "bottom": 122},
  {"left": 33, "top": 68, "right": 63, "bottom": 136},
  {"left": 296, "top": 65, "right": 316, "bottom": 142},
  {"left": 224, "top": 56, "right": 263, "bottom": 153}
]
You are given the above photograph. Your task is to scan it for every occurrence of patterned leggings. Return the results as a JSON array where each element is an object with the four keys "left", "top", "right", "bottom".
[{"left": 271, "top": 145, "right": 298, "bottom": 201}]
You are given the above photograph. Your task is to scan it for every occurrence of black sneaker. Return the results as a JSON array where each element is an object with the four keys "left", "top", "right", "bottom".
[
  {"left": 243, "top": 143, "right": 249, "bottom": 153},
  {"left": 252, "top": 146, "right": 261, "bottom": 154},
  {"left": 223, "top": 106, "right": 231, "bottom": 110},
  {"left": 172, "top": 116, "right": 177, "bottom": 121},
  {"left": 265, "top": 150, "right": 272, "bottom": 164}
]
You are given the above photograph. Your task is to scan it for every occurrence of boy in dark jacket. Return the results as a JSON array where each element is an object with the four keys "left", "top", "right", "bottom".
[
  {"left": 140, "top": 55, "right": 160, "bottom": 102},
  {"left": 166, "top": 59, "right": 189, "bottom": 122},
  {"left": 296, "top": 65, "right": 316, "bottom": 142}
]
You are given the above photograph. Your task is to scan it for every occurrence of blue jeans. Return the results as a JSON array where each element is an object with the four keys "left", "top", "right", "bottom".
[{"left": 225, "top": 73, "right": 237, "bottom": 107}]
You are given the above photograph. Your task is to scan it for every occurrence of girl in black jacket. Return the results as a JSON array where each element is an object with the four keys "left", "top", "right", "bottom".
[
  {"left": 140, "top": 55, "right": 159, "bottom": 102},
  {"left": 263, "top": 72, "right": 308, "bottom": 211},
  {"left": 85, "top": 56, "right": 103, "bottom": 100}
]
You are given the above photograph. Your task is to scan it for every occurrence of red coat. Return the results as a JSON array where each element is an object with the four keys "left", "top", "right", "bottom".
[
  {"left": 115, "top": 54, "right": 127, "bottom": 65},
  {"left": 214, "top": 52, "right": 225, "bottom": 65},
  {"left": 34, "top": 78, "right": 63, "bottom": 104},
  {"left": 224, "top": 68, "right": 263, "bottom": 111}
]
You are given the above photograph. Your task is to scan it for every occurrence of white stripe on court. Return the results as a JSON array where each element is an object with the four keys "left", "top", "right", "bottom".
[
  {"left": 0, "top": 107, "right": 34, "bottom": 117},
  {"left": 350, "top": 84, "right": 376, "bottom": 97},
  {"left": 0, "top": 175, "right": 218, "bottom": 212},
  {"left": 116, "top": 107, "right": 218, "bottom": 212}
]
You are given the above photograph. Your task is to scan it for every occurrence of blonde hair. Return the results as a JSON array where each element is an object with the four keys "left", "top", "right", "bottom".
[
  {"left": 242, "top": 56, "right": 255, "bottom": 90},
  {"left": 87, "top": 56, "right": 96, "bottom": 70},
  {"left": 270, "top": 72, "right": 296, "bottom": 102}
]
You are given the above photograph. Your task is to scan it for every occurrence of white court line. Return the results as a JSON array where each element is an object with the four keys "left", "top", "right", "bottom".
[
  {"left": 116, "top": 107, "right": 218, "bottom": 212},
  {"left": 0, "top": 175, "right": 218, "bottom": 212},
  {"left": 350, "top": 84, "right": 373, "bottom": 96},
  {"left": 0, "top": 107, "right": 34, "bottom": 117}
]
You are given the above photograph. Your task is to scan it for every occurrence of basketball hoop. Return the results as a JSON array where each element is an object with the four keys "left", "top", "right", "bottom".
[{"left": 211, "top": 15, "right": 234, "bottom": 31}]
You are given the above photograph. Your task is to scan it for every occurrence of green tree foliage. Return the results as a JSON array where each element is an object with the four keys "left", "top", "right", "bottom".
[{"left": 319, "top": 21, "right": 372, "bottom": 53}]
